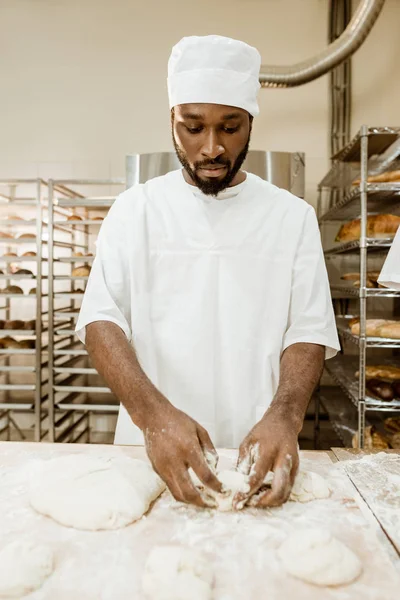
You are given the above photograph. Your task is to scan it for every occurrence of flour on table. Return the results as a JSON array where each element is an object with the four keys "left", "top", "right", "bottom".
[
  {"left": 191, "top": 468, "right": 250, "bottom": 511},
  {"left": 278, "top": 528, "right": 362, "bottom": 586},
  {"left": 142, "top": 546, "right": 213, "bottom": 600},
  {"left": 29, "top": 454, "right": 165, "bottom": 530},
  {"left": 0, "top": 540, "right": 54, "bottom": 598}
]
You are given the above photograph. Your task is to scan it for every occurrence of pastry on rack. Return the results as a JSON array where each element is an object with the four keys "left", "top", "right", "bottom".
[
  {"left": 92, "top": 217, "right": 104, "bottom": 221},
  {"left": 384, "top": 417, "right": 400, "bottom": 434},
  {"left": 2, "top": 336, "right": 21, "bottom": 349},
  {"left": 335, "top": 214, "right": 400, "bottom": 242},
  {"left": 352, "top": 169, "right": 400, "bottom": 185},
  {"left": 2, "top": 252, "right": 18, "bottom": 257},
  {"left": 4, "top": 320, "right": 25, "bottom": 330},
  {"left": 71, "top": 265, "right": 91, "bottom": 277},
  {"left": 352, "top": 425, "right": 389, "bottom": 449},
  {"left": 4, "top": 215, "right": 24, "bottom": 221},
  {"left": 3, "top": 285, "right": 24, "bottom": 295},
  {"left": 17, "top": 233, "right": 36, "bottom": 239},
  {"left": 18, "top": 339, "right": 35, "bottom": 349},
  {"left": 23, "top": 319, "right": 36, "bottom": 330},
  {"left": 341, "top": 271, "right": 383, "bottom": 288},
  {"left": 22, "top": 251, "right": 37, "bottom": 257},
  {"left": 366, "top": 379, "right": 395, "bottom": 401},
  {"left": 14, "top": 268, "right": 34, "bottom": 276},
  {"left": 350, "top": 318, "right": 400, "bottom": 339},
  {"left": 29, "top": 287, "right": 36, "bottom": 295},
  {"left": 67, "top": 215, "right": 83, "bottom": 221},
  {"left": 356, "top": 365, "right": 400, "bottom": 381},
  {"left": 0, "top": 231, "right": 14, "bottom": 238}
]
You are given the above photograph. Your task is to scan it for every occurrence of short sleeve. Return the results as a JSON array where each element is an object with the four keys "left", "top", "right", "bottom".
[
  {"left": 282, "top": 206, "right": 340, "bottom": 360},
  {"left": 75, "top": 197, "right": 132, "bottom": 345},
  {"left": 378, "top": 225, "right": 400, "bottom": 290}
]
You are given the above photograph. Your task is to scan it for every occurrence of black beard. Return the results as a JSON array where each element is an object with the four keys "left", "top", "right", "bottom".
[{"left": 172, "top": 132, "right": 251, "bottom": 196}]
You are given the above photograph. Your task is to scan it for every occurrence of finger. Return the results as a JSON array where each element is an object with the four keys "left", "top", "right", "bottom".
[
  {"left": 233, "top": 455, "right": 274, "bottom": 510},
  {"left": 189, "top": 446, "right": 224, "bottom": 495},
  {"left": 254, "top": 454, "right": 292, "bottom": 508},
  {"left": 174, "top": 469, "right": 217, "bottom": 509},
  {"left": 196, "top": 426, "right": 219, "bottom": 471},
  {"left": 236, "top": 442, "right": 252, "bottom": 476}
]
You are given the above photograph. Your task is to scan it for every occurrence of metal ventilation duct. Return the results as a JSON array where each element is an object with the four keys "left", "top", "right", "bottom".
[{"left": 259, "top": 0, "right": 385, "bottom": 88}]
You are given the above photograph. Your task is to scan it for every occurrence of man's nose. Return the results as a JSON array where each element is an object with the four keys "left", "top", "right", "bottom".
[{"left": 201, "top": 130, "right": 225, "bottom": 160}]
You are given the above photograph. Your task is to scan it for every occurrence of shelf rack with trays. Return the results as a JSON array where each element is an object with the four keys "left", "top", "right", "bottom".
[
  {"left": 47, "top": 179, "right": 126, "bottom": 443},
  {"left": 317, "top": 125, "right": 400, "bottom": 449}
]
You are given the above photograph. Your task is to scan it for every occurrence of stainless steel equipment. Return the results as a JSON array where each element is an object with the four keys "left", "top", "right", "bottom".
[{"left": 126, "top": 150, "right": 305, "bottom": 198}]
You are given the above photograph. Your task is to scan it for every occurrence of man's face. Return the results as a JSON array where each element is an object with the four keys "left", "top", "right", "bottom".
[{"left": 172, "top": 103, "right": 252, "bottom": 196}]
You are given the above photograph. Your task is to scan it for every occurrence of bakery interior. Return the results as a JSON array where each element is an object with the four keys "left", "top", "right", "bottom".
[{"left": 1, "top": 1, "right": 400, "bottom": 598}]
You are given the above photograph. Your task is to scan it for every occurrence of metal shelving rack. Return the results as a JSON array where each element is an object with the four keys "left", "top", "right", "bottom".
[
  {"left": 47, "top": 179, "right": 125, "bottom": 443},
  {"left": 0, "top": 179, "right": 45, "bottom": 442},
  {"left": 317, "top": 126, "right": 400, "bottom": 448}
]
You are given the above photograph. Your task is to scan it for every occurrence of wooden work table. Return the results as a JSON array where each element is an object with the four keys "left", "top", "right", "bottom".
[{"left": 0, "top": 442, "right": 399, "bottom": 599}]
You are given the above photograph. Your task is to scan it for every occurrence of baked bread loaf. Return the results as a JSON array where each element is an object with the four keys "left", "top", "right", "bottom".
[
  {"left": 14, "top": 268, "right": 34, "bottom": 276},
  {"left": 23, "top": 319, "right": 36, "bottom": 330},
  {"left": 352, "top": 425, "right": 389, "bottom": 449},
  {"left": 72, "top": 266, "right": 91, "bottom": 277},
  {"left": 390, "top": 432, "right": 400, "bottom": 448},
  {"left": 0, "top": 231, "right": 14, "bottom": 238},
  {"left": 18, "top": 233, "right": 36, "bottom": 239},
  {"left": 5, "top": 215, "right": 24, "bottom": 221},
  {"left": 67, "top": 215, "right": 83, "bottom": 221},
  {"left": 2, "top": 336, "right": 21, "bottom": 349},
  {"left": 356, "top": 365, "right": 400, "bottom": 381},
  {"left": 22, "top": 251, "right": 37, "bottom": 257},
  {"left": 353, "top": 169, "right": 400, "bottom": 185},
  {"left": 92, "top": 216, "right": 104, "bottom": 221},
  {"left": 29, "top": 287, "right": 36, "bottom": 295},
  {"left": 366, "top": 379, "right": 394, "bottom": 401},
  {"left": 384, "top": 417, "right": 400, "bottom": 434},
  {"left": 18, "top": 339, "right": 35, "bottom": 349},
  {"left": 341, "top": 271, "right": 382, "bottom": 288},
  {"left": 350, "top": 319, "right": 400, "bottom": 339},
  {"left": 3, "top": 252, "right": 18, "bottom": 257},
  {"left": 73, "top": 252, "right": 84, "bottom": 257},
  {"left": 4, "top": 285, "right": 23, "bottom": 294},
  {"left": 4, "top": 320, "right": 25, "bottom": 330},
  {"left": 336, "top": 214, "right": 400, "bottom": 242}
]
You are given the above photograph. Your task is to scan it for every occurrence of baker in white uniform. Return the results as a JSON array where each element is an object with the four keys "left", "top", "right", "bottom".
[
  {"left": 378, "top": 225, "right": 400, "bottom": 289},
  {"left": 76, "top": 35, "right": 340, "bottom": 509}
]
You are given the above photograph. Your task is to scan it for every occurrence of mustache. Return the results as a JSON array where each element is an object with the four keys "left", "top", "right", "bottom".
[{"left": 194, "top": 158, "right": 230, "bottom": 169}]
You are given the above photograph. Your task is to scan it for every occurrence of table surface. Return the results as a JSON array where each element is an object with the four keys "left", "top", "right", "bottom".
[{"left": 1, "top": 442, "right": 399, "bottom": 600}]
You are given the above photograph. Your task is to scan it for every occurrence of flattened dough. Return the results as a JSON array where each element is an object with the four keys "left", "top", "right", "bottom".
[
  {"left": 29, "top": 454, "right": 165, "bottom": 530},
  {"left": 278, "top": 529, "right": 362, "bottom": 586},
  {"left": 0, "top": 541, "right": 54, "bottom": 598},
  {"left": 142, "top": 546, "right": 213, "bottom": 600}
]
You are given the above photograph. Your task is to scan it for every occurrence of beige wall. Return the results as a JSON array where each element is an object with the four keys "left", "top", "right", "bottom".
[{"left": 1, "top": 0, "right": 399, "bottom": 206}]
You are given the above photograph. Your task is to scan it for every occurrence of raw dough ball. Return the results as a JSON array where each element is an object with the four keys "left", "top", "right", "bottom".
[
  {"left": 142, "top": 546, "right": 213, "bottom": 600},
  {"left": 0, "top": 541, "right": 54, "bottom": 598},
  {"left": 289, "top": 470, "right": 331, "bottom": 503},
  {"left": 29, "top": 454, "right": 165, "bottom": 530},
  {"left": 278, "top": 529, "right": 362, "bottom": 586}
]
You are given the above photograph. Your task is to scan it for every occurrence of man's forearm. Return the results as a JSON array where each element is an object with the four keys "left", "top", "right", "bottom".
[
  {"left": 266, "top": 342, "right": 325, "bottom": 433},
  {"left": 85, "top": 321, "right": 169, "bottom": 430}
]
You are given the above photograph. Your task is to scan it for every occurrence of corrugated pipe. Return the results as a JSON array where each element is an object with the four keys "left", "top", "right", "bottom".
[{"left": 259, "top": 0, "right": 385, "bottom": 88}]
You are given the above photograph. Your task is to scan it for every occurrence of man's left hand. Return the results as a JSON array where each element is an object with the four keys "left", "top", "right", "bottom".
[{"left": 233, "top": 408, "right": 300, "bottom": 510}]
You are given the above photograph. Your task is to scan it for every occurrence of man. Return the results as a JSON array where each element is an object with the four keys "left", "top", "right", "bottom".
[{"left": 76, "top": 35, "right": 340, "bottom": 510}]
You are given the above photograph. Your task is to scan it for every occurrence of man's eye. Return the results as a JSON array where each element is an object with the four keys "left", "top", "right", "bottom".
[
  {"left": 223, "top": 127, "right": 239, "bottom": 134},
  {"left": 187, "top": 127, "right": 203, "bottom": 134}
]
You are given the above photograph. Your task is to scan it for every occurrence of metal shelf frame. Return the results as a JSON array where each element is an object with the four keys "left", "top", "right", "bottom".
[
  {"left": 0, "top": 179, "right": 46, "bottom": 442},
  {"left": 317, "top": 125, "right": 400, "bottom": 449},
  {"left": 47, "top": 178, "right": 125, "bottom": 443}
]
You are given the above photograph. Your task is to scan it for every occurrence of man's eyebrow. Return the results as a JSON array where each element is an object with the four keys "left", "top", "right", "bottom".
[{"left": 180, "top": 112, "right": 243, "bottom": 121}]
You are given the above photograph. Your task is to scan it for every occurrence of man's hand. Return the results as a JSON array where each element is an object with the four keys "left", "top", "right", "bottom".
[
  {"left": 143, "top": 402, "right": 223, "bottom": 509},
  {"left": 233, "top": 407, "right": 299, "bottom": 510}
]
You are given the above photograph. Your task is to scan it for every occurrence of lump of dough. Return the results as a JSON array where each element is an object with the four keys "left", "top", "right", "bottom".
[
  {"left": 289, "top": 470, "right": 331, "bottom": 503},
  {"left": 0, "top": 541, "right": 54, "bottom": 598},
  {"left": 278, "top": 529, "right": 362, "bottom": 586},
  {"left": 191, "top": 468, "right": 250, "bottom": 511},
  {"left": 29, "top": 454, "right": 165, "bottom": 530},
  {"left": 142, "top": 546, "right": 213, "bottom": 600}
]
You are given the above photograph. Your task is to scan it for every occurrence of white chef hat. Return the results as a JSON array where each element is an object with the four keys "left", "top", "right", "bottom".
[{"left": 168, "top": 35, "right": 261, "bottom": 117}]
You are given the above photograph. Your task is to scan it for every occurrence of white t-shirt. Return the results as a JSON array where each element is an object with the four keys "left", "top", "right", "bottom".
[
  {"left": 76, "top": 169, "right": 340, "bottom": 447},
  {"left": 378, "top": 225, "right": 400, "bottom": 289}
]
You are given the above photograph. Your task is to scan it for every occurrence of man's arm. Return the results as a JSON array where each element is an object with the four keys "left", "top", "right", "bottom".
[
  {"left": 85, "top": 321, "right": 222, "bottom": 506},
  {"left": 233, "top": 342, "right": 324, "bottom": 509}
]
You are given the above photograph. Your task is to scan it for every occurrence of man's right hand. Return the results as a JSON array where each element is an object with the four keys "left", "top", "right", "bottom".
[{"left": 143, "top": 402, "right": 223, "bottom": 508}]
